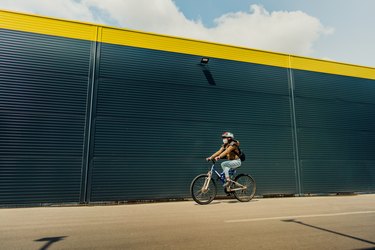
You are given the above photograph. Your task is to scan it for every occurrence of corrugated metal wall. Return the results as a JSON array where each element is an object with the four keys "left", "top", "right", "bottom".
[
  {"left": 294, "top": 70, "right": 375, "bottom": 193},
  {"left": 1, "top": 22, "right": 374, "bottom": 205},
  {"left": 88, "top": 44, "right": 296, "bottom": 202},
  {"left": 0, "top": 29, "right": 92, "bottom": 204}
]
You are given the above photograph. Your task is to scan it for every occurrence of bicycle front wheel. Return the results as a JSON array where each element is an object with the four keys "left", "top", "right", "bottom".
[
  {"left": 233, "top": 174, "right": 256, "bottom": 202},
  {"left": 190, "top": 174, "right": 217, "bottom": 205}
]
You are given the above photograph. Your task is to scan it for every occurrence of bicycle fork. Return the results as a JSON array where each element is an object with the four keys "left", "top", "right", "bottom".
[{"left": 202, "top": 171, "right": 212, "bottom": 192}]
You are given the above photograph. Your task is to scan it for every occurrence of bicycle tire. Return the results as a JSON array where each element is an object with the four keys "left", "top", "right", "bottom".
[
  {"left": 233, "top": 174, "right": 256, "bottom": 202},
  {"left": 190, "top": 174, "right": 217, "bottom": 205}
]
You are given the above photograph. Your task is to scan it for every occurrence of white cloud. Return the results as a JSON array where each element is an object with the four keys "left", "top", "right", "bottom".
[
  {"left": 209, "top": 5, "right": 333, "bottom": 55},
  {"left": 0, "top": 0, "right": 95, "bottom": 21},
  {"left": 81, "top": 0, "right": 207, "bottom": 37},
  {"left": 0, "top": 0, "right": 333, "bottom": 56}
]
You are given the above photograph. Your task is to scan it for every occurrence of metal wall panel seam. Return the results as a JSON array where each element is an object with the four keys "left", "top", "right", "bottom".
[
  {"left": 85, "top": 27, "right": 102, "bottom": 203},
  {"left": 80, "top": 27, "right": 102, "bottom": 203},
  {"left": 288, "top": 55, "right": 302, "bottom": 195}
]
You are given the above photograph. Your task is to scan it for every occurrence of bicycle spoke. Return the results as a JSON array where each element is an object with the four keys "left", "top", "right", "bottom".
[
  {"left": 190, "top": 175, "right": 217, "bottom": 205},
  {"left": 233, "top": 174, "right": 256, "bottom": 202}
]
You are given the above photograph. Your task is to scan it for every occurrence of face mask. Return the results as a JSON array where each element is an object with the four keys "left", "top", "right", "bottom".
[{"left": 223, "top": 138, "right": 228, "bottom": 144}]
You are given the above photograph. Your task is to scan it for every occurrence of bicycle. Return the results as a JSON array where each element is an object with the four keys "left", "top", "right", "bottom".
[{"left": 190, "top": 160, "right": 256, "bottom": 205}]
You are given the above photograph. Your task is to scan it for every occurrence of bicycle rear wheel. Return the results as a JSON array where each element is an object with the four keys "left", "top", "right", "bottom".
[
  {"left": 233, "top": 174, "right": 256, "bottom": 202},
  {"left": 190, "top": 174, "right": 217, "bottom": 205}
]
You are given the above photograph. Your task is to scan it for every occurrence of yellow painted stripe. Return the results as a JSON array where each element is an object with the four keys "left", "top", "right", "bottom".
[
  {"left": 0, "top": 9, "right": 97, "bottom": 41},
  {"left": 101, "top": 27, "right": 290, "bottom": 69},
  {"left": 290, "top": 56, "right": 375, "bottom": 80},
  {"left": 1, "top": 9, "right": 375, "bottom": 80}
]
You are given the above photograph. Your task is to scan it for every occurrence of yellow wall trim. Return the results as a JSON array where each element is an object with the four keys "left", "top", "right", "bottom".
[
  {"left": 1, "top": 9, "right": 375, "bottom": 80},
  {"left": 290, "top": 56, "right": 375, "bottom": 80},
  {"left": 101, "top": 28, "right": 290, "bottom": 68},
  {"left": 0, "top": 9, "right": 97, "bottom": 41}
]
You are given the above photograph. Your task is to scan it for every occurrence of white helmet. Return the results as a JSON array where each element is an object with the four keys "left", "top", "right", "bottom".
[{"left": 221, "top": 132, "right": 234, "bottom": 139}]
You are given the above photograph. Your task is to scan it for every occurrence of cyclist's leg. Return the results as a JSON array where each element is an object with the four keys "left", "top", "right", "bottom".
[{"left": 221, "top": 159, "right": 241, "bottom": 187}]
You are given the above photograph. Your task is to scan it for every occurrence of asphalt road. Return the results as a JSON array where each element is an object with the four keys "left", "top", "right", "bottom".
[{"left": 1, "top": 194, "right": 375, "bottom": 250}]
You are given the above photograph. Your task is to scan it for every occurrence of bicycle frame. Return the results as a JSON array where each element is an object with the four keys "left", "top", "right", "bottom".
[{"left": 202, "top": 161, "right": 247, "bottom": 192}]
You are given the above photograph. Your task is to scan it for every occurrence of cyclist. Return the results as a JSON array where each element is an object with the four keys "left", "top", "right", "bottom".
[{"left": 206, "top": 132, "right": 241, "bottom": 191}]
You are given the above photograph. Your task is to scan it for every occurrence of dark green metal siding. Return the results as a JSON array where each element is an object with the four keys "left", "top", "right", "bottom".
[
  {"left": 1, "top": 28, "right": 374, "bottom": 206},
  {"left": 0, "top": 29, "right": 91, "bottom": 204},
  {"left": 89, "top": 44, "right": 296, "bottom": 202},
  {"left": 293, "top": 70, "right": 375, "bottom": 193}
]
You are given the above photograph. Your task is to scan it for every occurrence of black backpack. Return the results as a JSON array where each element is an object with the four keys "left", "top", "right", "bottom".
[
  {"left": 232, "top": 140, "right": 246, "bottom": 161},
  {"left": 237, "top": 147, "right": 246, "bottom": 161}
]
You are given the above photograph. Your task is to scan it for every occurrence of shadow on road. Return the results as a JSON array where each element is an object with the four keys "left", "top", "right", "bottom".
[
  {"left": 225, "top": 199, "right": 260, "bottom": 204},
  {"left": 282, "top": 219, "right": 375, "bottom": 246},
  {"left": 193, "top": 199, "right": 260, "bottom": 205},
  {"left": 35, "top": 236, "right": 68, "bottom": 250},
  {"left": 194, "top": 201, "right": 221, "bottom": 205}
]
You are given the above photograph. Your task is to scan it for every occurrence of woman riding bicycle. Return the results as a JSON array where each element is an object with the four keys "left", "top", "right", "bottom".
[{"left": 206, "top": 132, "right": 241, "bottom": 191}]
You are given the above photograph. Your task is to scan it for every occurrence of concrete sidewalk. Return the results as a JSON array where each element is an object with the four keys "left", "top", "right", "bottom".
[{"left": 1, "top": 194, "right": 374, "bottom": 250}]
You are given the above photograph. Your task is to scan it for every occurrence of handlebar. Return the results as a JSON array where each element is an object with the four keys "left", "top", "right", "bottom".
[{"left": 206, "top": 159, "right": 216, "bottom": 164}]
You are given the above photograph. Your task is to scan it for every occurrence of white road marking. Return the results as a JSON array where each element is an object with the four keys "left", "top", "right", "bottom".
[{"left": 225, "top": 211, "right": 375, "bottom": 223}]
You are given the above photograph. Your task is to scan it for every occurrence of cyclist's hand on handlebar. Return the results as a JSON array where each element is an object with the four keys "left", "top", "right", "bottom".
[
  {"left": 214, "top": 156, "right": 221, "bottom": 161},
  {"left": 205, "top": 157, "right": 212, "bottom": 162}
]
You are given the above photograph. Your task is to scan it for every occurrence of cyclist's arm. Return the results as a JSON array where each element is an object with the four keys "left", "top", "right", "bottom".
[
  {"left": 217, "top": 145, "right": 236, "bottom": 159},
  {"left": 209, "top": 147, "right": 224, "bottom": 160}
]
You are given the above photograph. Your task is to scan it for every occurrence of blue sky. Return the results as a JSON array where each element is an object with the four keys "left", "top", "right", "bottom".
[
  {"left": 174, "top": 0, "right": 375, "bottom": 67},
  {"left": 1, "top": 0, "right": 374, "bottom": 67}
]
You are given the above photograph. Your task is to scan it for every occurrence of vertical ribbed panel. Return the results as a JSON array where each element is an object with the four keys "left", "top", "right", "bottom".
[
  {"left": 0, "top": 29, "right": 91, "bottom": 204},
  {"left": 294, "top": 70, "right": 375, "bottom": 193},
  {"left": 89, "top": 44, "right": 296, "bottom": 202}
]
